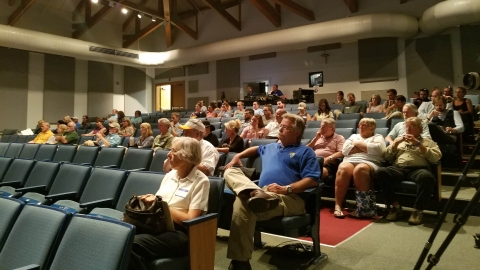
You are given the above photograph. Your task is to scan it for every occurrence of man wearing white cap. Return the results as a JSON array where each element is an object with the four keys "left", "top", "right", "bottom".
[
  {"left": 96, "top": 122, "right": 122, "bottom": 147},
  {"left": 163, "top": 118, "right": 219, "bottom": 176}
]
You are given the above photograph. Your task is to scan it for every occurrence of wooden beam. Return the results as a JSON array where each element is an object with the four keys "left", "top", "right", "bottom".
[
  {"left": 123, "top": 21, "right": 162, "bottom": 48},
  {"left": 72, "top": 4, "right": 114, "bottom": 38},
  {"left": 164, "top": 0, "right": 173, "bottom": 48},
  {"left": 72, "top": 0, "right": 85, "bottom": 21},
  {"left": 122, "top": 0, "right": 147, "bottom": 31},
  {"left": 203, "top": 0, "right": 241, "bottom": 31},
  {"left": 8, "top": 0, "right": 37, "bottom": 26},
  {"left": 271, "top": 0, "right": 314, "bottom": 21},
  {"left": 249, "top": 0, "right": 281, "bottom": 27},
  {"left": 122, "top": 0, "right": 166, "bottom": 19},
  {"left": 177, "top": 0, "right": 240, "bottom": 20},
  {"left": 343, "top": 0, "right": 358, "bottom": 13},
  {"left": 172, "top": 21, "right": 198, "bottom": 40}
]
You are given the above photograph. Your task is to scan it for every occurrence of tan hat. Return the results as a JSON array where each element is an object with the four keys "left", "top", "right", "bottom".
[
  {"left": 297, "top": 102, "right": 307, "bottom": 110},
  {"left": 179, "top": 119, "right": 205, "bottom": 133},
  {"left": 109, "top": 122, "right": 120, "bottom": 129}
]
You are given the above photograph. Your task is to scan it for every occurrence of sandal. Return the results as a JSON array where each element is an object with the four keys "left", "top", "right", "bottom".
[
  {"left": 334, "top": 209, "right": 345, "bottom": 219},
  {"left": 348, "top": 210, "right": 375, "bottom": 219}
]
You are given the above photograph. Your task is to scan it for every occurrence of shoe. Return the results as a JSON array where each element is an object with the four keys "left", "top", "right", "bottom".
[
  {"left": 333, "top": 209, "right": 345, "bottom": 219},
  {"left": 386, "top": 206, "right": 403, "bottom": 221},
  {"left": 408, "top": 211, "right": 424, "bottom": 225},
  {"left": 228, "top": 260, "right": 252, "bottom": 270},
  {"left": 247, "top": 190, "right": 280, "bottom": 213},
  {"left": 348, "top": 210, "right": 376, "bottom": 219}
]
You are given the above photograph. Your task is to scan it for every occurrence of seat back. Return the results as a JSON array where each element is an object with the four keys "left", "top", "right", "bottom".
[
  {"left": 15, "top": 135, "right": 28, "bottom": 143},
  {"left": 336, "top": 119, "right": 358, "bottom": 131},
  {"left": 212, "top": 129, "right": 222, "bottom": 139},
  {"left": 3, "top": 143, "right": 24, "bottom": 158},
  {"left": 3, "top": 129, "right": 18, "bottom": 135},
  {"left": 0, "top": 136, "right": 10, "bottom": 143},
  {"left": 338, "top": 113, "right": 361, "bottom": 121},
  {"left": 374, "top": 119, "right": 389, "bottom": 129},
  {"left": 1, "top": 159, "right": 36, "bottom": 187},
  {"left": 72, "top": 146, "right": 100, "bottom": 165},
  {"left": 49, "top": 214, "right": 134, "bottom": 270},
  {"left": 214, "top": 153, "right": 226, "bottom": 176},
  {"left": 52, "top": 145, "right": 78, "bottom": 163},
  {"left": 0, "top": 157, "right": 13, "bottom": 183},
  {"left": 48, "top": 164, "right": 92, "bottom": 200},
  {"left": 78, "top": 136, "right": 95, "bottom": 145},
  {"left": 207, "top": 177, "right": 225, "bottom": 216},
  {"left": 0, "top": 197, "right": 24, "bottom": 251},
  {"left": 302, "top": 128, "right": 318, "bottom": 140},
  {"left": 390, "top": 118, "right": 404, "bottom": 130},
  {"left": 375, "top": 128, "right": 390, "bottom": 138},
  {"left": 0, "top": 204, "right": 69, "bottom": 269},
  {"left": 23, "top": 161, "right": 62, "bottom": 191},
  {"left": 364, "top": 112, "right": 386, "bottom": 119},
  {"left": 35, "top": 144, "right": 58, "bottom": 161},
  {"left": 18, "top": 143, "right": 40, "bottom": 159},
  {"left": 94, "top": 147, "right": 125, "bottom": 167},
  {"left": 335, "top": 128, "right": 354, "bottom": 140},
  {"left": 7, "top": 135, "right": 18, "bottom": 143},
  {"left": 120, "top": 148, "right": 153, "bottom": 171},
  {"left": 249, "top": 139, "right": 278, "bottom": 147},
  {"left": 115, "top": 172, "right": 165, "bottom": 211},
  {"left": 79, "top": 168, "right": 128, "bottom": 208},
  {"left": 0, "top": 143, "right": 9, "bottom": 157},
  {"left": 306, "top": 121, "right": 321, "bottom": 129},
  {"left": 149, "top": 150, "right": 170, "bottom": 172}
]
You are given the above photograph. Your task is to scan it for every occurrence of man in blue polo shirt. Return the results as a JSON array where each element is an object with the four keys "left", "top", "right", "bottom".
[
  {"left": 270, "top": 84, "right": 286, "bottom": 99},
  {"left": 223, "top": 113, "right": 320, "bottom": 270}
]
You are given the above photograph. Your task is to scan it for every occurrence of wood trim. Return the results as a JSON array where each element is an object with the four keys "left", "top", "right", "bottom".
[
  {"left": 271, "top": 0, "right": 314, "bottom": 21},
  {"left": 8, "top": 0, "right": 37, "bottom": 26}
]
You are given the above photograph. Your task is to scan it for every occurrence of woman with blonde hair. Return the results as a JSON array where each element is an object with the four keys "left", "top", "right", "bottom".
[
  {"left": 241, "top": 114, "right": 269, "bottom": 140},
  {"left": 217, "top": 119, "right": 244, "bottom": 153},
  {"left": 135, "top": 123, "right": 154, "bottom": 148},
  {"left": 367, "top": 94, "right": 385, "bottom": 113},
  {"left": 119, "top": 118, "right": 135, "bottom": 137}
]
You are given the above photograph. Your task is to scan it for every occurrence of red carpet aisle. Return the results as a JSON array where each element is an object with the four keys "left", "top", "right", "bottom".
[{"left": 298, "top": 208, "right": 376, "bottom": 247}]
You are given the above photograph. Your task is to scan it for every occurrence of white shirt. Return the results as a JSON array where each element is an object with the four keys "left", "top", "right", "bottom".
[
  {"left": 253, "top": 108, "right": 264, "bottom": 116},
  {"left": 155, "top": 167, "right": 210, "bottom": 212},
  {"left": 200, "top": 139, "right": 219, "bottom": 176},
  {"left": 342, "top": 134, "right": 386, "bottom": 171},
  {"left": 265, "top": 121, "right": 280, "bottom": 137},
  {"left": 417, "top": 101, "right": 452, "bottom": 120},
  {"left": 429, "top": 109, "right": 465, "bottom": 133},
  {"left": 388, "top": 121, "right": 431, "bottom": 139}
]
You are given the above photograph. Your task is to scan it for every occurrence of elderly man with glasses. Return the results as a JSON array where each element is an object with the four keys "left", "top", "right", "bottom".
[
  {"left": 55, "top": 121, "right": 79, "bottom": 145},
  {"left": 96, "top": 122, "right": 122, "bottom": 147}
]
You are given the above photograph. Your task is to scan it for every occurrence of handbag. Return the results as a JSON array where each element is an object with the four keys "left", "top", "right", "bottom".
[{"left": 123, "top": 195, "right": 167, "bottom": 235}]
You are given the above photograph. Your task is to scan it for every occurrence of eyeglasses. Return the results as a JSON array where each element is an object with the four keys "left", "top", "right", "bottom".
[{"left": 279, "top": 125, "right": 294, "bottom": 131}]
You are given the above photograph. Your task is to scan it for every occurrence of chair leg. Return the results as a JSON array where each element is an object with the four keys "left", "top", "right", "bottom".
[{"left": 253, "top": 230, "right": 264, "bottom": 249}]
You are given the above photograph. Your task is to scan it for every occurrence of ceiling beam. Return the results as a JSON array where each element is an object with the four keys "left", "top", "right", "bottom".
[
  {"left": 122, "top": 0, "right": 148, "bottom": 31},
  {"left": 177, "top": 0, "right": 241, "bottom": 20},
  {"left": 72, "top": 0, "right": 85, "bottom": 21},
  {"left": 8, "top": 0, "right": 37, "bottom": 26},
  {"left": 123, "top": 21, "right": 162, "bottom": 48},
  {"left": 73, "top": 4, "right": 115, "bottom": 38},
  {"left": 271, "top": 0, "right": 314, "bottom": 21},
  {"left": 250, "top": 0, "right": 281, "bottom": 27},
  {"left": 203, "top": 0, "right": 241, "bottom": 31},
  {"left": 164, "top": 0, "right": 173, "bottom": 48},
  {"left": 173, "top": 21, "right": 198, "bottom": 40},
  {"left": 343, "top": 0, "right": 358, "bottom": 13}
]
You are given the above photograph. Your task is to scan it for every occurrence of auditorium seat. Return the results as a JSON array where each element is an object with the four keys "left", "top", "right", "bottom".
[
  {"left": 3, "top": 143, "right": 24, "bottom": 158},
  {"left": 149, "top": 150, "right": 169, "bottom": 172},
  {"left": 93, "top": 147, "right": 125, "bottom": 168},
  {"left": 52, "top": 145, "right": 77, "bottom": 163},
  {"left": 18, "top": 143, "right": 40, "bottom": 159},
  {"left": 0, "top": 158, "right": 36, "bottom": 191},
  {"left": 34, "top": 144, "right": 58, "bottom": 161},
  {"left": 71, "top": 145, "right": 100, "bottom": 165},
  {"left": 0, "top": 197, "right": 24, "bottom": 250}
]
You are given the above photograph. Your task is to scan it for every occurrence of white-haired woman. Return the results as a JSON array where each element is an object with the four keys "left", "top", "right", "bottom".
[
  {"left": 129, "top": 137, "right": 210, "bottom": 269},
  {"left": 334, "top": 118, "right": 386, "bottom": 218}
]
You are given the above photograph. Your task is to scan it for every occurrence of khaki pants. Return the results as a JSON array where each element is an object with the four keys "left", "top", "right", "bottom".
[{"left": 224, "top": 167, "right": 306, "bottom": 261}]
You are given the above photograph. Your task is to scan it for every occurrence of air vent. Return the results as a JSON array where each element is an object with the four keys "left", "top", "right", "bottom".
[{"left": 89, "top": 46, "right": 139, "bottom": 59}]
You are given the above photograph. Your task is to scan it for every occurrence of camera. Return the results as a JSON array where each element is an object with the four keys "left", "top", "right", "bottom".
[{"left": 462, "top": 72, "right": 480, "bottom": 90}]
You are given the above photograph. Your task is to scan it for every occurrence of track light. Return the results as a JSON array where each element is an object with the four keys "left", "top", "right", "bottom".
[
  {"left": 152, "top": 16, "right": 156, "bottom": 22},
  {"left": 91, "top": 0, "right": 98, "bottom": 3},
  {"left": 137, "top": 13, "right": 141, "bottom": 18},
  {"left": 121, "top": 8, "right": 128, "bottom": 14}
]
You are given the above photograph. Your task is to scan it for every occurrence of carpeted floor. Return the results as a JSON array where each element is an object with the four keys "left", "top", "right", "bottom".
[{"left": 214, "top": 210, "right": 480, "bottom": 269}]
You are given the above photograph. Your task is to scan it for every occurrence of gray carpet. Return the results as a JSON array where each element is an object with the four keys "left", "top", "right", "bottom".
[{"left": 214, "top": 212, "right": 480, "bottom": 269}]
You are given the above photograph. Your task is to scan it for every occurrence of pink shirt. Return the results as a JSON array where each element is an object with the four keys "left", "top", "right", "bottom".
[
  {"left": 312, "top": 133, "right": 345, "bottom": 157},
  {"left": 241, "top": 126, "right": 269, "bottom": 139}
]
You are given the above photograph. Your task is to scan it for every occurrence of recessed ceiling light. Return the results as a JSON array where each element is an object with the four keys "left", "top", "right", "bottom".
[
  {"left": 121, "top": 8, "right": 128, "bottom": 14},
  {"left": 91, "top": 0, "right": 98, "bottom": 3}
]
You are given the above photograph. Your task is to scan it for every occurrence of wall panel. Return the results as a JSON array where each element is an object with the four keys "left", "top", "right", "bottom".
[
  {"left": 124, "top": 66, "right": 147, "bottom": 114},
  {"left": 44, "top": 54, "right": 75, "bottom": 122},
  {"left": 88, "top": 61, "right": 114, "bottom": 118}
]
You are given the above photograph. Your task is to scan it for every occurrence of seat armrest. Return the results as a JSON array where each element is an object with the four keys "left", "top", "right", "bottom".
[
  {"left": 45, "top": 191, "right": 78, "bottom": 201},
  {"left": 98, "top": 165, "right": 117, "bottom": 169},
  {"left": 302, "top": 184, "right": 323, "bottom": 195},
  {"left": 128, "top": 168, "right": 145, "bottom": 172},
  {"left": 15, "top": 185, "right": 47, "bottom": 193},
  {"left": 183, "top": 213, "right": 218, "bottom": 227},
  {"left": 0, "top": 181, "right": 21, "bottom": 187},
  {"left": 79, "top": 198, "right": 114, "bottom": 210},
  {"left": 14, "top": 264, "right": 40, "bottom": 270}
]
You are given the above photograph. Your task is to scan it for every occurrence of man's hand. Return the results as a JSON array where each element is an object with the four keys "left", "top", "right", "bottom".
[
  {"left": 445, "top": 127, "right": 456, "bottom": 134},
  {"left": 429, "top": 110, "right": 440, "bottom": 119},
  {"left": 402, "top": 134, "right": 417, "bottom": 144},
  {"left": 267, "top": 183, "right": 287, "bottom": 194},
  {"left": 224, "top": 156, "right": 243, "bottom": 170},
  {"left": 392, "top": 136, "right": 405, "bottom": 148}
]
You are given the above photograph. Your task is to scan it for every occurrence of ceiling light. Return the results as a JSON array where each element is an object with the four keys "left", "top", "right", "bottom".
[
  {"left": 91, "top": 0, "right": 98, "bottom": 3},
  {"left": 152, "top": 16, "right": 156, "bottom": 22},
  {"left": 121, "top": 8, "right": 128, "bottom": 14},
  {"left": 137, "top": 13, "right": 142, "bottom": 18}
]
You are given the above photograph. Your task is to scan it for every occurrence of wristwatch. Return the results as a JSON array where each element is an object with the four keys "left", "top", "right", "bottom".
[{"left": 286, "top": 185, "right": 293, "bottom": 194}]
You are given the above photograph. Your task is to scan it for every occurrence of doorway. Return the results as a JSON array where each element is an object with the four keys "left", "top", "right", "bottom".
[{"left": 155, "top": 81, "right": 185, "bottom": 111}]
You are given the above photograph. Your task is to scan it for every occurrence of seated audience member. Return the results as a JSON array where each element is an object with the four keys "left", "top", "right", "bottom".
[
  {"left": 82, "top": 118, "right": 106, "bottom": 136},
  {"left": 367, "top": 94, "right": 385, "bottom": 113},
  {"left": 111, "top": 109, "right": 119, "bottom": 119},
  {"left": 128, "top": 137, "right": 209, "bottom": 270},
  {"left": 386, "top": 104, "right": 431, "bottom": 145},
  {"left": 453, "top": 87, "right": 475, "bottom": 143},
  {"left": 191, "top": 103, "right": 206, "bottom": 118},
  {"left": 261, "top": 105, "right": 275, "bottom": 125},
  {"left": 425, "top": 96, "right": 464, "bottom": 144},
  {"left": 418, "top": 88, "right": 440, "bottom": 119},
  {"left": 152, "top": 118, "right": 174, "bottom": 152},
  {"left": 241, "top": 109, "right": 254, "bottom": 129},
  {"left": 63, "top": 116, "right": 73, "bottom": 124},
  {"left": 335, "top": 93, "right": 366, "bottom": 118},
  {"left": 234, "top": 101, "right": 246, "bottom": 120},
  {"left": 306, "top": 118, "right": 345, "bottom": 181},
  {"left": 383, "top": 89, "right": 397, "bottom": 110},
  {"left": 218, "top": 104, "right": 233, "bottom": 118},
  {"left": 119, "top": 118, "right": 135, "bottom": 137},
  {"left": 202, "top": 120, "right": 219, "bottom": 147},
  {"left": 246, "top": 86, "right": 255, "bottom": 97},
  {"left": 135, "top": 123, "right": 155, "bottom": 148},
  {"left": 95, "top": 122, "right": 121, "bottom": 147},
  {"left": 79, "top": 115, "right": 92, "bottom": 130},
  {"left": 223, "top": 100, "right": 233, "bottom": 112},
  {"left": 297, "top": 102, "right": 311, "bottom": 122},
  {"left": 333, "top": 91, "right": 347, "bottom": 105},
  {"left": 276, "top": 100, "right": 286, "bottom": 110},
  {"left": 414, "top": 88, "right": 431, "bottom": 108},
  {"left": 131, "top": 110, "right": 143, "bottom": 125},
  {"left": 55, "top": 122, "right": 79, "bottom": 145},
  {"left": 33, "top": 119, "right": 45, "bottom": 134},
  {"left": 241, "top": 114, "right": 269, "bottom": 140},
  {"left": 206, "top": 102, "right": 218, "bottom": 118},
  {"left": 222, "top": 113, "right": 320, "bottom": 269},
  {"left": 265, "top": 109, "right": 287, "bottom": 139},
  {"left": 218, "top": 120, "right": 244, "bottom": 154},
  {"left": 252, "top": 101, "right": 263, "bottom": 116},
  {"left": 54, "top": 120, "right": 67, "bottom": 134},
  {"left": 169, "top": 112, "right": 182, "bottom": 137},
  {"left": 53, "top": 124, "right": 67, "bottom": 139},
  {"left": 71, "top": 116, "right": 80, "bottom": 129},
  {"left": 312, "top": 99, "right": 333, "bottom": 121},
  {"left": 385, "top": 95, "right": 406, "bottom": 119},
  {"left": 377, "top": 117, "right": 441, "bottom": 225},
  {"left": 270, "top": 84, "right": 286, "bottom": 99},
  {"left": 117, "top": 111, "right": 125, "bottom": 123},
  {"left": 334, "top": 118, "right": 386, "bottom": 218},
  {"left": 164, "top": 119, "right": 219, "bottom": 176},
  {"left": 29, "top": 121, "right": 53, "bottom": 144},
  {"left": 199, "top": 100, "right": 207, "bottom": 112},
  {"left": 443, "top": 86, "right": 454, "bottom": 103}
]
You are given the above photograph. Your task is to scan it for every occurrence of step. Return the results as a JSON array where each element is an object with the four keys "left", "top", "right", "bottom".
[{"left": 441, "top": 171, "right": 479, "bottom": 187}]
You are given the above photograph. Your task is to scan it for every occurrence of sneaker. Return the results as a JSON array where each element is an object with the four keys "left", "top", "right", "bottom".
[
  {"left": 386, "top": 206, "right": 403, "bottom": 221},
  {"left": 228, "top": 260, "right": 252, "bottom": 270},
  {"left": 408, "top": 211, "right": 424, "bottom": 225}
]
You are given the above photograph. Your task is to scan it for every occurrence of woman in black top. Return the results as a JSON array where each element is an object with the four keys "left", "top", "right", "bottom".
[
  {"left": 190, "top": 103, "right": 206, "bottom": 118},
  {"left": 453, "top": 87, "right": 474, "bottom": 142},
  {"left": 217, "top": 119, "right": 244, "bottom": 154}
]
